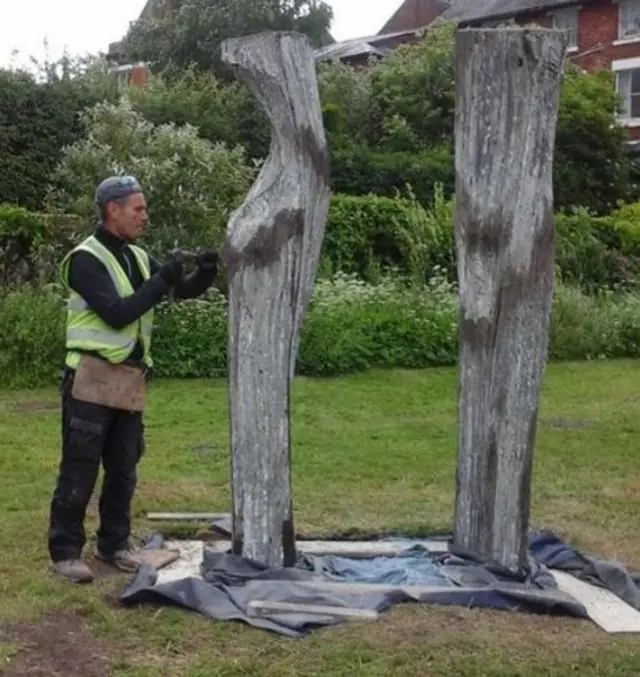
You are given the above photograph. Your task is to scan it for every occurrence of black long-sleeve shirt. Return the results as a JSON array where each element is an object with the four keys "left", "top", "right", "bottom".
[{"left": 67, "top": 226, "right": 216, "bottom": 362}]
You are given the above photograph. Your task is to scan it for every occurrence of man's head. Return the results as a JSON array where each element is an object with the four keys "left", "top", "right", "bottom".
[{"left": 95, "top": 176, "right": 148, "bottom": 242}]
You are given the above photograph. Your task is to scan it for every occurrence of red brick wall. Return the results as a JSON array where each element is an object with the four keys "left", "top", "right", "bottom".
[
  {"left": 379, "top": 0, "right": 445, "bottom": 34},
  {"left": 473, "top": 2, "right": 640, "bottom": 141},
  {"left": 129, "top": 66, "right": 150, "bottom": 88}
]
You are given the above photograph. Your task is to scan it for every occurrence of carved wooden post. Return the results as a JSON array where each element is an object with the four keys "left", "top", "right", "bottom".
[
  {"left": 453, "top": 28, "right": 567, "bottom": 574},
  {"left": 219, "top": 32, "right": 331, "bottom": 568}
]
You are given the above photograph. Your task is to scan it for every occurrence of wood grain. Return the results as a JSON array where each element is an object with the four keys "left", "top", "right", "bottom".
[
  {"left": 453, "top": 27, "right": 568, "bottom": 574},
  {"left": 220, "top": 31, "right": 331, "bottom": 568}
]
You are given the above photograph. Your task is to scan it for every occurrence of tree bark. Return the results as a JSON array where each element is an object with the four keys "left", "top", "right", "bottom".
[
  {"left": 219, "top": 32, "right": 331, "bottom": 568},
  {"left": 453, "top": 28, "right": 568, "bottom": 574}
]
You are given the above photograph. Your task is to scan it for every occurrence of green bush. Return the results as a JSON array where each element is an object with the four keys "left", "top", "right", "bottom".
[
  {"left": 47, "top": 98, "right": 254, "bottom": 256},
  {"left": 0, "top": 283, "right": 67, "bottom": 388},
  {"left": 2, "top": 274, "right": 640, "bottom": 389},
  {"left": 324, "top": 189, "right": 454, "bottom": 284},
  {"left": 0, "top": 61, "right": 118, "bottom": 211},
  {"left": 555, "top": 207, "right": 640, "bottom": 292},
  {"left": 330, "top": 145, "right": 455, "bottom": 208},
  {"left": 0, "top": 205, "right": 84, "bottom": 287},
  {"left": 326, "top": 194, "right": 640, "bottom": 292}
]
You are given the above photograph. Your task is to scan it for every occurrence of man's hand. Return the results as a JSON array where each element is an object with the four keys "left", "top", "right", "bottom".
[
  {"left": 158, "top": 259, "right": 183, "bottom": 287},
  {"left": 196, "top": 250, "right": 219, "bottom": 273}
]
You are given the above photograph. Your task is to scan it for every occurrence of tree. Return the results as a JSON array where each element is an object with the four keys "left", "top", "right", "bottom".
[
  {"left": 47, "top": 98, "right": 254, "bottom": 254},
  {"left": 122, "top": 0, "right": 334, "bottom": 78},
  {"left": 317, "top": 59, "right": 373, "bottom": 149},
  {"left": 368, "top": 22, "right": 457, "bottom": 152},
  {"left": 554, "top": 64, "right": 632, "bottom": 214},
  {"left": 326, "top": 21, "right": 632, "bottom": 214},
  {"left": 126, "top": 66, "right": 271, "bottom": 159}
]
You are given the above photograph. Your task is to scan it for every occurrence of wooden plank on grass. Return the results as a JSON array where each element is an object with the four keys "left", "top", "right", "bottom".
[
  {"left": 552, "top": 570, "right": 640, "bottom": 634},
  {"left": 146, "top": 512, "right": 230, "bottom": 522},
  {"left": 247, "top": 600, "right": 379, "bottom": 621}
]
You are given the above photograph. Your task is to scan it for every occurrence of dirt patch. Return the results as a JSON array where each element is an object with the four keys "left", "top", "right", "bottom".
[{"left": 0, "top": 612, "right": 115, "bottom": 677}]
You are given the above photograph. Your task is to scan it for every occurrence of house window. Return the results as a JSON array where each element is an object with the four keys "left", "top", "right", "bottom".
[
  {"left": 551, "top": 8, "right": 578, "bottom": 50},
  {"left": 619, "top": 0, "right": 640, "bottom": 41},
  {"left": 617, "top": 68, "right": 640, "bottom": 120}
]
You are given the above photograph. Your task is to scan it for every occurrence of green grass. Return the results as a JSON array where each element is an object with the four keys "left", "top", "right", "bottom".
[{"left": 1, "top": 361, "right": 640, "bottom": 675}]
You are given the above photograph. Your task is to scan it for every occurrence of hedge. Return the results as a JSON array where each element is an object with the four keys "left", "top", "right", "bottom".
[
  {"left": 4, "top": 193, "right": 640, "bottom": 294},
  {"left": 2, "top": 275, "right": 640, "bottom": 389},
  {"left": 320, "top": 194, "right": 640, "bottom": 292},
  {"left": 330, "top": 145, "right": 455, "bottom": 209}
]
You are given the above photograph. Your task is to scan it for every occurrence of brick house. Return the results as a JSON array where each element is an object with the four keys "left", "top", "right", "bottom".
[
  {"left": 107, "top": 0, "right": 640, "bottom": 140},
  {"left": 375, "top": 0, "right": 640, "bottom": 140}
]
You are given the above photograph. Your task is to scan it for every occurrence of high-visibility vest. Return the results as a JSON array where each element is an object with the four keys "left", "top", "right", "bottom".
[{"left": 60, "top": 235, "right": 154, "bottom": 370}]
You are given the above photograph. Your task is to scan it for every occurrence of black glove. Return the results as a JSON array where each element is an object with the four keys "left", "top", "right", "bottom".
[
  {"left": 158, "top": 259, "right": 183, "bottom": 287},
  {"left": 196, "top": 250, "right": 219, "bottom": 273}
]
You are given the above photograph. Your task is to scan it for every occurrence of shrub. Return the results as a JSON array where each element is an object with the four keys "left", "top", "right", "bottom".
[
  {"left": 326, "top": 193, "right": 640, "bottom": 292},
  {"left": 0, "top": 59, "right": 119, "bottom": 211},
  {"left": 324, "top": 188, "right": 454, "bottom": 284},
  {"left": 555, "top": 207, "right": 640, "bottom": 292},
  {"left": 0, "top": 205, "right": 83, "bottom": 287},
  {"left": 46, "top": 98, "right": 254, "bottom": 256},
  {"left": 2, "top": 274, "right": 640, "bottom": 389},
  {"left": 330, "top": 145, "right": 455, "bottom": 208},
  {"left": 0, "top": 283, "right": 67, "bottom": 388}
]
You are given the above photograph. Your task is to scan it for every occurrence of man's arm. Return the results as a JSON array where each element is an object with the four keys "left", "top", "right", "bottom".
[
  {"left": 68, "top": 251, "right": 171, "bottom": 330},
  {"left": 149, "top": 253, "right": 218, "bottom": 300}
]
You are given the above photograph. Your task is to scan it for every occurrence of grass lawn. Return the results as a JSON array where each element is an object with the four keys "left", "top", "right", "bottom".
[{"left": 0, "top": 360, "right": 639, "bottom": 676}]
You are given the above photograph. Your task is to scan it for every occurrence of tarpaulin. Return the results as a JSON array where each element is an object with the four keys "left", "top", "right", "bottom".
[{"left": 113, "top": 530, "right": 640, "bottom": 638}]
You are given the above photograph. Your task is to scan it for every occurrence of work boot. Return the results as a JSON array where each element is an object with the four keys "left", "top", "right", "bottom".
[
  {"left": 51, "top": 559, "right": 94, "bottom": 583},
  {"left": 95, "top": 545, "right": 144, "bottom": 573}
]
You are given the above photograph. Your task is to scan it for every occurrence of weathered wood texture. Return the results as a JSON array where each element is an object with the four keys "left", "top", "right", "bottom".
[
  {"left": 219, "top": 32, "right": 331, "bottom": 568},
  {"left": 453, "top": 28, "right": 567, "bottom": 574}
]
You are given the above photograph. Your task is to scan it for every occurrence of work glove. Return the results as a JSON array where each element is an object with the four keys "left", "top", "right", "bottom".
[
  {"left": 158, "top": 259, "right": 183, "bottom": 287},
  {"left": 196, "top": 250, "right": 219, "bottom": 273}
]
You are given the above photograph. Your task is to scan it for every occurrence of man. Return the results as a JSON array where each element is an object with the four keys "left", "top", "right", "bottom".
[{"left": 48, "top": 175, "right": 219, "bottom": 583}]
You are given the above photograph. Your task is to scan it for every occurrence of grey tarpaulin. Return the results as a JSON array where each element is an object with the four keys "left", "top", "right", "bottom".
[{"left": 113, "top": 529, "right": 640, "bottom": 638}]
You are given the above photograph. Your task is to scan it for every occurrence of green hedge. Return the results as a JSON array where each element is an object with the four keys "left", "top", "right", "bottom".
[
  {"left": 323, "top": 194, "right": 640, "bottom": 292},
  {"left": 330, "top": 145, "right": 455, "bottom": 209},
  {"left": 2, "top": 275, "right": 640, "bottom": 389},
  {"left": 0, "top": 204, "right": 84, "bottom": 287},
  {"left": 3, "top": 193, "right": 640, "bottom": 294}
]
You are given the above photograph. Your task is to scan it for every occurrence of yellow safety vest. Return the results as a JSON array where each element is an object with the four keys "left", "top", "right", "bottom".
[{"left": 60, "top": 235, "right": 154, "bottom": 370}]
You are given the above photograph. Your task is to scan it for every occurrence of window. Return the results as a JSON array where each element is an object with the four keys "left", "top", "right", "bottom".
[
  {"left": 617, "top": 68, "right": 640, "bottom": 120},
  {"left": 551, "top": 8, "right": 578, "bottom": 50},
  {"left": 619, "top": 0, "right": 640, "bottom": 41}
]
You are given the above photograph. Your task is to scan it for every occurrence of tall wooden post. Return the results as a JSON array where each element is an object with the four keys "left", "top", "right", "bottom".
[
  {"left": 219, "top": 32, "right": 331, "bottom": 568},
  {"left": 453, "top": 28, "right": 567, "bottom": 574}
]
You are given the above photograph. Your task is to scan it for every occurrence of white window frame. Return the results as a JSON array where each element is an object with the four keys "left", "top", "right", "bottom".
[
  {"left": 550, "top": 7, "right": 579, "bottom": 52},
  {"left": 613, "top": 56, "right": 640, "bottom": 126},
  {"left": 616, "top": 0, "right": 640, "bottom": 44}
]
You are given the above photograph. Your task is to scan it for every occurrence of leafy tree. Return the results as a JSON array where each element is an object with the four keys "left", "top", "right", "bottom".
[
  {"left": 555, "top": 65, "right": 632, "bottom": 214},
  {"left": 320, "top": 21, "right": 632, "bottom": 213},
  {"left": 317, "top": 59, "right": 373, "bottom": 149},
  {"left": 126, "top": 66, "right": 270, "bottom": 159},
  {"left": 368, "top": 22, "right": 457, "bottom": 151},
  {"left": 47, "top": 99, "right": 255, "bottom": 253},
  {"left": 123, "top": 0, "right": 334, "bottom": 77}
]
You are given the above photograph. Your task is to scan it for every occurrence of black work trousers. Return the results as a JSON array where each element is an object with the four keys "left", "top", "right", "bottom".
[{"left": 48, "top": 370, "right": 145, "bottom": 562}]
